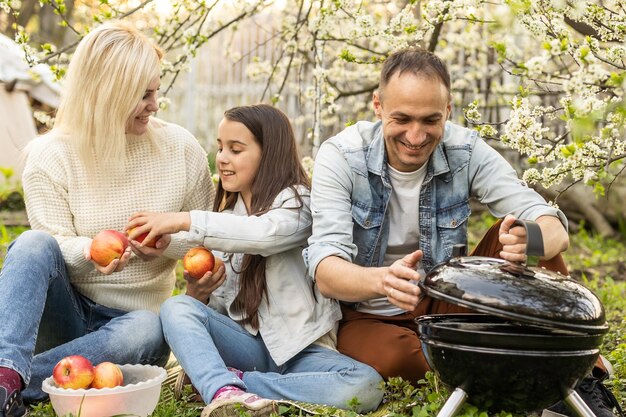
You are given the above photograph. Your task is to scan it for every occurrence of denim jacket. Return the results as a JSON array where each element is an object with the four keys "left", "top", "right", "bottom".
[
  {"left": 188, "top": 186, "right": 341, "bottom": 365},
  {"left": 304, "top": 121, "right": 566, "bottom": 278}
]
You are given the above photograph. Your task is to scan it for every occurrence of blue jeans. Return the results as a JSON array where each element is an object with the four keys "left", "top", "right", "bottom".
[
  {"left": 0, "top": 230, "right": 170, "bottom": 402},
  {"left": 160, "top": 295, "right": 384, "bottom": 412}
]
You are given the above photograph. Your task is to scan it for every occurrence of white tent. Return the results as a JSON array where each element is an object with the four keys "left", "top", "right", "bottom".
[{"left": 0, "top": 33, "right": 61, "bottom": 181}]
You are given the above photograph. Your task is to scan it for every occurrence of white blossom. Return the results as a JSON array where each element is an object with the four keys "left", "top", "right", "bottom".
[
  {"left": 524, "top": 55, "right": 548, "bottom": 78},
  {"left": 301, "top": 156, "right": 314, "bottom": 178},
  {"left": 33, "top": 111, "right": 54, "bottom": 128},
  {"left": 0, "top": 1, "right": 12, "bottom": 13},
  {"left": 605, "top": 45, "right": 626, "bottom": 64},
  {"left": 464, "top": 101, "right": 482, "bottom": 123},
  {"left": 522, "top": 168, "right": 542, "bottom": 185},
  {"left": 501, "top": 98, "right": 548, "bottom": 155},
  {"left": 158, "top": 97, "right": 171, "bottom": 111}
]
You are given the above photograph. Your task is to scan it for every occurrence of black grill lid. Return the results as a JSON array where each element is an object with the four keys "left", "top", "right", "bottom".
[{"left": 419, "top": 220, "right": 607, "bottom": 335}]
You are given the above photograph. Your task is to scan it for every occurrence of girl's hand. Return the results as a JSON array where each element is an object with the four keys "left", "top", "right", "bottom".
[
  {"left": 498, "top": 214, "right": 528, "bottom": 263},
  {"left": 129, "top": 234, "right": 171, "bottom": 261},
  {"left": 185, "top": 264, "right": 227, "bottom": 303},
  {"left": 126, "top": 212, "right": 191, "bottom": 247},
  {"left": 84, "top": 242, "right": 132, "bottom": 274}
]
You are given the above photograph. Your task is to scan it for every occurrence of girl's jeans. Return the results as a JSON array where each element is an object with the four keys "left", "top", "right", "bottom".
[
  {"left": 160, "top": 295, "right": 384, "bottom": 413},
  {"left": 0, "top": 230, "right": 170, "bottom": 402}
]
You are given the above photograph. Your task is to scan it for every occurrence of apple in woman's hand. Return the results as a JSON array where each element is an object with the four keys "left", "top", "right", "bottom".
[{"left": 90, "top": 230, "right": 129, "bottom": 266}]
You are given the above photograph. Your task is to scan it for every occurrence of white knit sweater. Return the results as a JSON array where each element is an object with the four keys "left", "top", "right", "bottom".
[{"left": 23, "top": 120, "right": 215, "bottom": 313}]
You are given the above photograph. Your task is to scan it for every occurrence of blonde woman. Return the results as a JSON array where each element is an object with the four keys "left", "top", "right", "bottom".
[{"left": 0, "top": 21, "right": 215, "bottom": 415}]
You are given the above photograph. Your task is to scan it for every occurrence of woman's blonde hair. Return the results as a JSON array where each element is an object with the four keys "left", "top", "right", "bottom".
[{"left": 54, "top": 21, "right": 163, "bottom": 169}]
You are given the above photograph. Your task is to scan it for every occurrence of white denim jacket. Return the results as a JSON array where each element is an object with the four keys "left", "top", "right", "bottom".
[{"left": 187, "top": 186, "right": 341, "bottom": 365}]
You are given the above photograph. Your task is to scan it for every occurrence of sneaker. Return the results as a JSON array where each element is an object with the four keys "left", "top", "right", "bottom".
[
  {"left": 227, "top": 367, "right": 244, "bottom": 380},
  {"left": 546, "top": 376, "right": 624, "bottom": 417},
  {"left": 0, "top": 387, "right": 27, "bottom": 417},
  {"left": 174, "top": 368, "right": 245, "bottom": 403},
  {"left": 201, "top": 389, "right": 275, "bottom": 417}
]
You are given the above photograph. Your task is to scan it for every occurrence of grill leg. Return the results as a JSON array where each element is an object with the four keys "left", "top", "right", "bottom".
[
  {"left": 564, "top": 390, "right": 597, "bottom": 417},
  {"left": 436, "top": 387, "right": 468, "bottom": 417}
]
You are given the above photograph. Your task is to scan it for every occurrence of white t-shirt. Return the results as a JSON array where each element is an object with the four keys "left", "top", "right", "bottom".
[{"left": 357, "top": 163, "right": 428, "bottom": 315}]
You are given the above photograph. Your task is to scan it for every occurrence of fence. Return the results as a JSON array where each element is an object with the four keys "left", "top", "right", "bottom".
[{"left": 158, "top": 15, "right": 310, "bottom": 155}]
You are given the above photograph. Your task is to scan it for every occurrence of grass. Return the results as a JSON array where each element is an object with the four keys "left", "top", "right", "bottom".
[
  {"left": 1, "top": 214, "right": 625, "bottom": 417},
  {"left": 0, "top": 223, "right": 28, "bottom": 266}
]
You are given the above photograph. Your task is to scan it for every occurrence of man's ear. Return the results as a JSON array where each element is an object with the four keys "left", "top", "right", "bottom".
[{"left": 373, "top": 90, "right": 382, "bottom": 119}]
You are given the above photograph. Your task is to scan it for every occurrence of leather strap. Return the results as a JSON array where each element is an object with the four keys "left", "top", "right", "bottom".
[{"left": 512, "top": 219, "right": 544, "bottom": 267}]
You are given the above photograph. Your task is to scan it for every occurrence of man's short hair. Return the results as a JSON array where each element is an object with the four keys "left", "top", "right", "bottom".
[{"left": 379, "top": 48, "right": 451, "bottom": 98}]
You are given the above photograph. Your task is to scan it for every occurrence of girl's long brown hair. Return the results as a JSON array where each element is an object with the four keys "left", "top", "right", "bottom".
[{"left": 213, "top": 104, "right": 310, "bottom": 329}]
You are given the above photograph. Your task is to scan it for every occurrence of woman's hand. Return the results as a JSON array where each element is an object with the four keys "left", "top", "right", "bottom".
[
  {"left": 126, "top": 211, "right": 191, "bottom": 247},
  {"left": 382, "top": 250, "right": 423, "bottom": 311},
  {"left": 84, "top": 242, "right": 132, "bottom": 274},
  {"left": 129, "top": 234, "right": 171, "bottom": 261},
  {"left": 185, "top": 263, "right": 227, "bottom": 303}
]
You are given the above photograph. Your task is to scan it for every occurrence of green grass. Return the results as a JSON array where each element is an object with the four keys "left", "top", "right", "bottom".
[
  {"left": 2, "top": 215, "right": 625, "bottom": 417},
  {"left": 0, "top": 223, "right": 28, "bottom": 267}
]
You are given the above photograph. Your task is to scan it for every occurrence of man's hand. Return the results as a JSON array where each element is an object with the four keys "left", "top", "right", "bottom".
[
  {"left": 84, "top": 242, "right": 132, "bottom": 274},
  {"left": 185, "top": 263, "right": 226, "bottom": 303},
  {"left": 383, "top": 250, "right": 423, "bottom": 311},
  {"left": 498, "top": 214, "right": 569, "bottom": 262},
  {"left": 498, "top": 214, "right": 528, "bottom": 263}
]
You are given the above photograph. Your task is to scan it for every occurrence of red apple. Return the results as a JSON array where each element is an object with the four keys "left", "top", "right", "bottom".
[
  {"left": 183, "top": 247, "right": 216, "bottom": 279},
  {"left": 52, "top": 355, "right": 95, "bottom": 389},
  {"left": 213, "top": 257, "right": 225, "bottom": 273},
  {"left": 127, "top": 227, "right": 159, "bottom": 248},
  {"left": 91, "top": 362, "right": 124, "bottom": 389},
  {"left": 90, "top": 230, "right": 129, "bottom": 267}
]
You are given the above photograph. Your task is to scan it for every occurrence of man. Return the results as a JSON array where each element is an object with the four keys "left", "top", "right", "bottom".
[{"left": 304, "top": 48, "right": 621, "bottom": 417}]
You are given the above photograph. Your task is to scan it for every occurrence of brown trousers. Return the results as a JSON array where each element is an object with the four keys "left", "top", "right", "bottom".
[{"left": 336, "top": 220, "right": 605, "bottom": 384}]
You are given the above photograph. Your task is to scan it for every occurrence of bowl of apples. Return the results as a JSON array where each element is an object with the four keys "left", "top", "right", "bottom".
[{"left": 42, "top": 355, "right": 167, "bottom": 417}]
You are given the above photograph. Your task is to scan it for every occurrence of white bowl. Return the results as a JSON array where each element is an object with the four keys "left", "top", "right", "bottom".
[{"left": 42, "top": 363, "right": 167, "bottom": 417}]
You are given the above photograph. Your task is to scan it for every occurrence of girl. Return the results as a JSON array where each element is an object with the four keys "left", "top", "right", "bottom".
[{"left": 127, "top": 104, "right": 383, "bottom": 417}]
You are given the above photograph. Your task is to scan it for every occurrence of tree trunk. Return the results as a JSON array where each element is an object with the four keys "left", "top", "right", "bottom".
[
  {"left": 536, "top": 184, "right": 621, "bottom": 238},
  {"left": 37, "top": 0, "right": 75, "bottom": 46},
  {"left": 17, "top": 0, "right": 39, "bottom": 30}
]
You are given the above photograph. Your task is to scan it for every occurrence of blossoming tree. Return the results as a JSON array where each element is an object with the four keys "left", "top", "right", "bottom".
[{"left": 1, "top": 0, "right": 624, "bottom": 235}]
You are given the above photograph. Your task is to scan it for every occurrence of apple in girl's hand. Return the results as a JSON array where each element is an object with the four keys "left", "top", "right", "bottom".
[
  {"left": 91, "top": 362, "right": 124, "bottom": 389},
  {"left": 90, "top": 230, "right": 129, "bottom": 267},
  {"left": 183, "top": 247, "right": 218, "bottom": 279},
  {"left": 213, "top": 257, "right": 225, "bottom": 273},
  {"left": 52, "top": 355, "right": 95, "bottom": 389},
  {"left": 127, "top": 227, "right": 159, "bottom": 248}
]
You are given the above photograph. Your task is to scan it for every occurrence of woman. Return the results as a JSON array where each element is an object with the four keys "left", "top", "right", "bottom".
[
  {"left": 0, "top": 21, "right": 214, "bottom": 415},
  {"left": 128, "top": 104, "right": 384, "bottom": 417}
]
